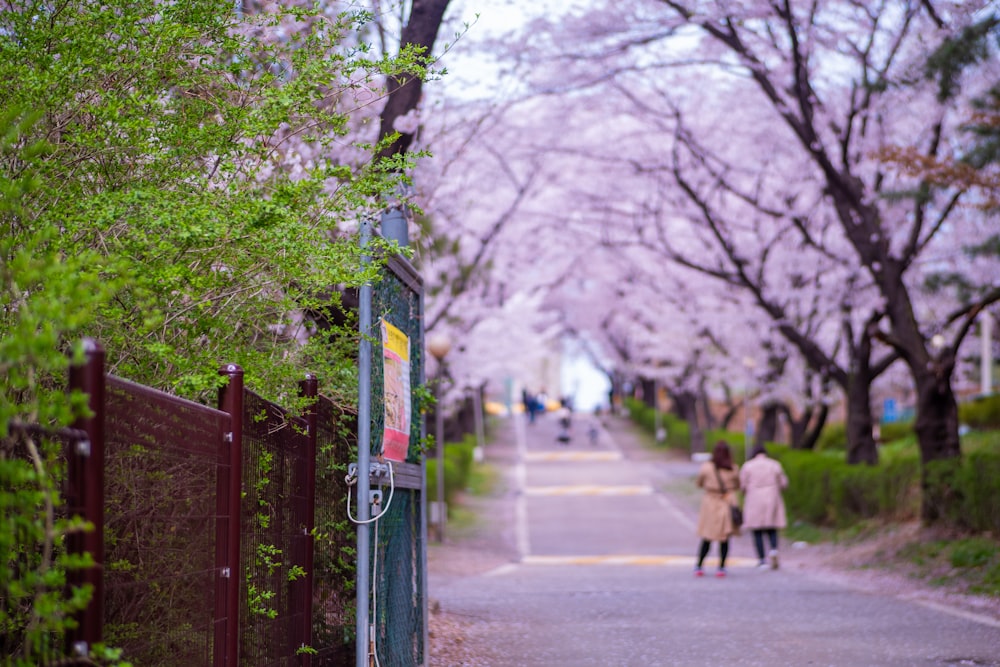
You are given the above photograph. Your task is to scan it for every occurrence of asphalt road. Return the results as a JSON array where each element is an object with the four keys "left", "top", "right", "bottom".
[{"left": 429, "top": 412, "right": 1000, "bottom": 667}]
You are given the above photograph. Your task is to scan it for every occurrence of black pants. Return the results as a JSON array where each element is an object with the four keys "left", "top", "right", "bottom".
[
  {"left": 696, "top": 539, "right": 728, "bottom": 568},
  {"left": 752, "top": 528, "right": 778, "bottom": 561}
]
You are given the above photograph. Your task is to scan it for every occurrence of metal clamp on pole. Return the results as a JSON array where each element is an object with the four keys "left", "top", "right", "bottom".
[{"left": 346, "top": 461, "right": 391, "bottom": 486}]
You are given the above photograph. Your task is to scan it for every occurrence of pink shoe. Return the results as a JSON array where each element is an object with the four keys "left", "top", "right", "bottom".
[
  {"left": 694, "top": 567, "right": 704, "bottom": 577},
  {"left": 715, "top": 568, "right": 727, "bottom": 578}
]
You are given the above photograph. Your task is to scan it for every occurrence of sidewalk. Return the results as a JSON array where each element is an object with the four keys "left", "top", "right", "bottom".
[{"left": 427, "top": 412, "right": 1000, "bottom": 666}]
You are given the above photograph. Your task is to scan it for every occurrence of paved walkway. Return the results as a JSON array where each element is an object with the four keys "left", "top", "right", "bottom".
[{"left": 428, "top": 412, "right": 1000, "bottom": 666}]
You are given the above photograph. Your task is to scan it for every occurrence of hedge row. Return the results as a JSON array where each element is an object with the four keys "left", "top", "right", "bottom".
[
  {"left": 960, "top": 394, "right": 1000, "bottom": 430},
  {"left": 623, "top": 397, "right": 1000, "bottom": 532},
  {"left": 924, "top": 450, "right": 1000, "bottom": 533},
  {"left": 809, "top": 394, "right": 1000, "bottom": 452},
  {"left": 623, "top": 398, "right": 690, "bottom": 451},
  {"left": 425, "top": 436, "right": 477, "bottom": 515},
  {"left": 768, "top": 447, "right": 921, "bottom": 527}
]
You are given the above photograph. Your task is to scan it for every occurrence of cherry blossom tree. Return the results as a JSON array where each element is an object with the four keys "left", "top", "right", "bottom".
[{"left": 472, "top": 1, "right": 999, "bottom": 502}]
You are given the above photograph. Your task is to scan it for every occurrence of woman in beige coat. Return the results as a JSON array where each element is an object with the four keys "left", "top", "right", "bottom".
[
  {"left": 739, "top": 444, "right": 789, "bottom": 569},
  {"left": 694, "top": 441, "right": 740, "bottom": 577}
]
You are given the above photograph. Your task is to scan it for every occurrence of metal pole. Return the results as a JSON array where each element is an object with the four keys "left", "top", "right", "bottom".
[
  {"left": 744, "top": 390, "right": 750, "bottom": 459},
  {"left": 418, "top": 291, "right": 429, "bottom": 667},
  {"left": 435, "top": 373, "right": 445, "bottom": 542},
  {"left": 472, "top": 387, "right": 486, "bottom": 462},
  {"left": 983, "top": 312, "right": 994, "bottom": 396},
  {"left": 356, "top": 218, "right": 374, "bottom": 667},
  {"left": 742, "top": 357, "right": 756, "bottom": 462},
  {"left": 653, "top": 379, "right": 663, "bottom": 444},
  {"left": 217, "top": 364, "right": 244, "bottom": 667},
  {"left": 66, "top": 339, "right": 105, "bottom": 659}
]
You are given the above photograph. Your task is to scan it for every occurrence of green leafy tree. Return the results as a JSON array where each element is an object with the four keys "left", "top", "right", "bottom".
[
  {"left": 1, "top": 0, "right": 422, "bottom": 402},
  {"left": 1, "top": 1, "right": 438, "bottom": 663},
  {"left": 0, "top": 108, "right": 127, "bottom": 665}
]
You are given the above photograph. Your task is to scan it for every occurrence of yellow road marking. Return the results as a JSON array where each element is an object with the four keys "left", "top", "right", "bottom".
[
  {"left": 521, "top": 555, "right": 759, "bottom": 567},
  {"left": 525, "top": 451, "right": 622, "bottom": 462},
  {"left": 525, "top": 485, "right": 653, "bottom": 496}
]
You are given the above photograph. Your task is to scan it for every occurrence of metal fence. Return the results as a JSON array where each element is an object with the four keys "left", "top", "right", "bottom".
[
  {"left": 365, "top": 255, "right": 426, "bottom": 666},
  {"left": 102, "top": 374, "right": 233, "bottom": 666},
  {"left": 6, "top": 254, "right": 427, "bottom": 667},
  {"left": 39, "top": 347, "right": 365, "bottom": 666}
]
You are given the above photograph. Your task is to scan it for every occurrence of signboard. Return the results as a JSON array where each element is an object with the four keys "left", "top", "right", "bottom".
[
  {"left": 882, "top": 398, "right": 898, "bottom": 423},
  {"left": 381, "top": 319, "right": 411, "bottom": 461}
]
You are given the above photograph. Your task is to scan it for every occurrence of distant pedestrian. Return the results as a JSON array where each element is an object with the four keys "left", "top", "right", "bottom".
[
  {"left": 557, "top": 405, "right": 571, "bottom": 429},
  {"left": 556, "top": 405, "right": 572, "bottom": 445},
  {"left": 694, "top": 441, "right": 741, "bottom": 577},
  {"left": 523, "top": 389, "right": 537, "bottom": 424},
  {"left": 739, "top": 444, "right": 789, "bottom": 569}
]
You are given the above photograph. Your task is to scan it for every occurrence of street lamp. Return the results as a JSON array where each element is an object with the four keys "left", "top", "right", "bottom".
[
  {"left": 742, "top": 356, "right": 757, "bottom": 462},
  {"left": 427, "top": 334, "right": 451, "bottom": 542}
]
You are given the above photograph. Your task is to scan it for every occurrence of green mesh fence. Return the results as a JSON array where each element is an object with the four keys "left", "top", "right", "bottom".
[
  {"left": 369, "top": 257, "right": 424, "bottom": 666},
  {"left": 313, "top": 397, "right": 357, "bottom": 665},
  {"left": 239, "top": 389, "right": 312, "bottom": 667}
]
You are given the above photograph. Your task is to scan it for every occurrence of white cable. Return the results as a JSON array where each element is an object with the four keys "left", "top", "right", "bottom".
[
  {"left": 344, "top": 461, "right": 394, "bottom": 665},
  {"left": 371, "top": 515, "right": 381, "bottom": 667},
  {"left": 346, "top": 461, "right": 395, "bottom": 525}
]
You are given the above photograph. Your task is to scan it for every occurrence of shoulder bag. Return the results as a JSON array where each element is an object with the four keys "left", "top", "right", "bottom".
[{"left": 714, "top": 465, "right": 743, "bottom": 529}]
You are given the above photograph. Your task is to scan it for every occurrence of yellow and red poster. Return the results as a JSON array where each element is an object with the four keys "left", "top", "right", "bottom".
[{"left": 381, "top": 319, "right": 411, "bottom": 461}]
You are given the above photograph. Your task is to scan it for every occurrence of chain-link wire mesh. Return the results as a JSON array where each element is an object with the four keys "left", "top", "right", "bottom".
[
  {"left": 102, "top": 376, "right": 231, "bottom": 666},
  {"left": 312, "top": 397, "right": 357, "bottom": 665},
  {"left": 369, "top": 258, "right": 424, "bottom": 666},
  {"left": 239, "top": 390, "right": 311, "bottom": 666}
]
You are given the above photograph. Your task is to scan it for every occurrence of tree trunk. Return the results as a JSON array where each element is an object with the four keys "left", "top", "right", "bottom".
[
  {"left": 698, "top": 379, "right": 718, "bottom": 430},
  {"left": 845, "top": 371, "right": 878, "bottom": 464},
  {"left": 671, "top": 390, "right": 706, "bottom": 454},
  {"left": 639, "top": 378, "right": 657, "bottom": 409},
  {"left": 754, "top": 401, "right": 780, "bottom": 449},
  {"left": 781, "top": 402, "right": 828, "bottom": 450},
  {"left": 912, "top": 364, "right": 963, "bottom": 521},
  {"left": 377, "top": 0, "right": 453, "bottom": 158},
  {"left": 912, "top": 369, "right": 962, "bottom": 461},
  {"left": 879, "top": 265, "right": 963, "bottom": 520}
]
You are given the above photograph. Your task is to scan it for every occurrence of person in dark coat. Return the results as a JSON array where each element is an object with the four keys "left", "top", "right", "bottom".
[{"left": 694, "top": 441, "right": 740, "bottom": 577}]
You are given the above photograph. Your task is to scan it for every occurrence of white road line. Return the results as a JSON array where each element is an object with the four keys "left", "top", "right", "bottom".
[
  {"left": 908, "top": 599, "right": 1000, "bottom": 629},
  {"left": 525, "top": 485, "right": 654, "bottom": 496},
  {"left": 513, "top": 412, "right": 531, "bottom": 558},
  {"left": 515, "top": 492, "right": 530, "bottom": 559},
  {"left": 525, "top": 451, "right": 623, "bottom": 462},
  {"left": 655, "top": 491, "right": 696, "bottom": 530}
]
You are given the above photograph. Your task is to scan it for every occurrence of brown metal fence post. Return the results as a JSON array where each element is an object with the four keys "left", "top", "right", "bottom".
[
  {"left": 66, "top": 338, "right": 106, "bottom": 658},
  {"left": 299, "top": 375, "right": 319, "bottom": 666},
  {"left": 218, "top": 364, "right": 244, "bottom": 667}
]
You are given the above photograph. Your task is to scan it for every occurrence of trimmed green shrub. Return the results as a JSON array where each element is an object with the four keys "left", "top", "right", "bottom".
[
  {"left": 956, "top": 449, "right": 1000, "bottom": 533},
  {"left": 623, "top": 398, "right": 690, "bottom": 451},
  {"left": 623, "top": 402, "right": 997, "bottom": 533},
  {"left": 879, "top": 420, "right": 915, "bottom": 443},
  {"left": 815, "top": 422, "right": 847, "bottom": 451},
  {"left": 772, "top": 446, "right": 921, "bottom": 527},
  {"left": 425, "top": 435, "right": 478, "bottom": 515},
  {"left": 960, "top": 394, "right": 1000, "bottom": 430},
  {"left": 924, "top": 457, "right": 965, "bottom": 526},
  {"left": 815, "top": 419, "right": 915, "bottom": 452}
]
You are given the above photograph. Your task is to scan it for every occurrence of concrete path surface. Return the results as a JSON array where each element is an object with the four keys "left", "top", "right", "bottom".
[{"left": 428, "top": 412, "right": 1000, "bottom": 667}]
